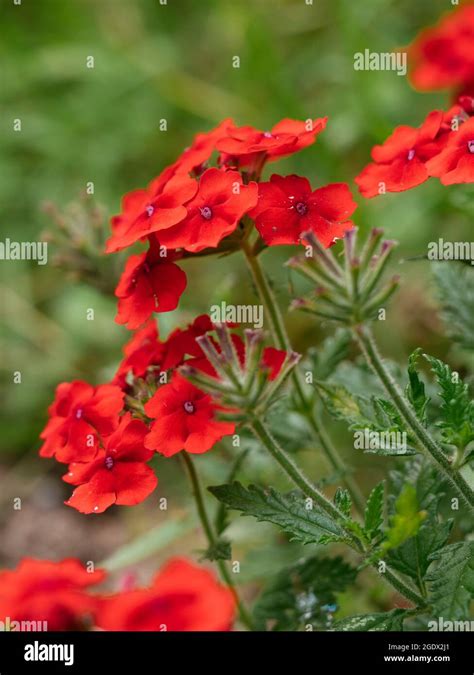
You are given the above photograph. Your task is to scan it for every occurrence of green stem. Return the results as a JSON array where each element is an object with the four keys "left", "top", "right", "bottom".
[
  {"left": 354, "top": 324, "right": 474, "bottom": 510},
  {"left": 249, "top": 416, "right": 425, "bottom": 607},
  {"left": 181, "top": 453, "right": 255, "bottom": 630},
  {"left": 241, "top": 242, "right": 366, "bottom": 514}
]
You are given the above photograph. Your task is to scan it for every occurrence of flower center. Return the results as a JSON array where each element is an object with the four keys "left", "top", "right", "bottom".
[
  {"left": 295, "top": 201, "right": 308, "bottom": 216},
  {"left": 75, "top": 408, "right": 83, "bottom": 419},
  {"left": 146, "top": 205, "right": 154, "bottom": 217},
  {"left": 200, "top": 206, "right": 213, "bottom": 220},
  {"left": 183, "top": 401, "right": 195, "bottom": 414},
  {"left": 263, "top": 131, "right": 273, "bottom": 138},
  {"left": 468, "top": 140, "right": 474, "bottom": 154},
  {"left": 407, "top": 149, "right": 416, "bottom": 161},
  {"left": 104, "top": 456, "right": 114, "bottom": 470}
]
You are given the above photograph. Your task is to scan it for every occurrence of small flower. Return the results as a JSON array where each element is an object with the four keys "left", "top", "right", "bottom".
[
  {"left": 64, "top": 413, "right": 157, "bottom": 514},
  {"left": 426, "top": 116, "right": 474, "bottom": 184},
  {"left": 113, "top": 320, "right": 165, "bottom": 388},
  {"left": 0, "top": 558, "right": 105, "bottom": 631},
  {"left": 96, "top": 558, "right": 235, "bottom": 631},
  {"left": 250, "top": 174, "right": 356, "bottom": 246},
  {"left": 40, "top": 381, "right": 124, "bottom": 463},
  {"left": 144, "top": 373, "right": 235, "bottom": 457},
  {"left": 115, "top": 243, "right": 187, "bottom": 330}
]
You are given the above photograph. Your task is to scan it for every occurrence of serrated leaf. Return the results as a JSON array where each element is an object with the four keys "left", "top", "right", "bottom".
[
  {"left": 214, "top": 449, "right": 249, "bottom": 536},
  {"left": 308, "top": 328, "right": 352, "bottom": 381},
  {"left": 254, "top": 555, "right": 358, "bottom": 631},
  {"left": 389, "top": 456, "right": 448, "bottom": 515},
  {"left": 406, "top": 348, "right": 429, "bottom": 423},
  {"left": 424, "top": 354, "right": 474, "bottom": 448},
  {"left": 364, "top": 481, "right": 385, "bottom": 539},
  {"left": 433, "top": 263, "right": 474, "bottom": 351},
  {"left": 208, "top": 482, "right": 347, "bottom": 545},
  {"left": 334, "top": 488, "right": 352, "bottom": 517},
  {"left": 426, "top": 541, "right": 474, "bottom": 620},
  {"left": 383, "top": 485, "right": 427, "bottom": 551},
  {"left": 387, "top": 519, "right": 453, "bottom": 587},
  {"left": 332, "top": 609, "right": 409, "bottom": 631}
]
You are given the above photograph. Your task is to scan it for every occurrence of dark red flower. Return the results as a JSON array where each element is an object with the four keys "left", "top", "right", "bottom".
[
  {"left": 115, "top": 244, "right": 187, "bottom": 330},
  {"left": 155, "top": 168, "right": 257, "bottom": 252},
  {"left": 96, "top": 558, "right": 235, "bottom": 631},
  {"left": 106, "top": 173, "right": 197, "bottom": 254},
  {"left": 355, "top": 110, "right": 445, "bottom": 198},
  {"left": 40, "top": 381, "right": 124, "bottom": 463},
  {"left": 64, "top": 413, "right": 157, "bottom": 514},
  {"left": 144, "top": 373, "right": 235, "bottom": 457},
  {"left": 408, "top": 5, "right": 474, "bottom": 92},
  {"left": 216, "top": 118, "right": 327, "bottom": 168},
  {"left": 0, "top": 558, "right": 105, "bottom": 630},
  {"left": 113, "top": 320, "right": 165, "bottom": 388},
  {"left": 250, "top": 174, "right": 356, "bottom": 247},
  {"left": 426, "top": 116, "right": 474, "bottom": 184}
]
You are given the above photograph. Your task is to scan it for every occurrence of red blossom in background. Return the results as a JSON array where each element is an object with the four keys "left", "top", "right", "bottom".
[
  {"left": 408, "top": 4, "right": 474, "bottom": 95},
  {"left": 96, "top": 558, "right": 235, "bottom": 631},
  {"left": 155, "top": 168, "right": 258, "bottom": 252},
  {"left": 426, "top": 115, "right": 474, "bottom": 184},
  {"left": 0, "top": 559, "right": 105, "bottom": 630},
  {"left": 64, "top": 413, "right": 157, "bottom": 514},
  {"left": 251, "top": 174, "right": 356, "bottom": 246},
  {"left": 39, "top": 381, "right": 124, "bottom": 463},
  {"left": 115, "top": 243, "right": 187, "bottom": 330},
  {"left": 144, "top": 373, "right": 235, "bottom": 457}
]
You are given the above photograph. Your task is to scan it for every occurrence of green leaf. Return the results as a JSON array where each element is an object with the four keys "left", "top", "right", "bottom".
[
  {"left": 424, "top": 354, "right": 474, "bottom": 448},
  {"left": 406, "top": 348, "right": 429, "bottom": 423},
  {"left": 214, "top": 448, "right": 249, "bottom": 536},
  {"left": 387, "top": 519, "right": 453, "bottom": 587},
  {"left": 382, "top": 485, "right": 427, "bottom": 551},
  {"left": 332, "top": 609, "right": 409, "bottom": 631},
  {"left": 334, "top": 487, "right": 352, "bottom": 518},
  {"left": 308, "top": 328, "right": 352, "bottom": 381},
  {"left": 426, "top": 541, "right": 474, "bottom": 620},
  {"left": 208, "top": 482, "right": 347, "bottom": 546},
  {"left": 202, "top": 538, "right": 232, "bottom": 562},
  {"left": 433, "top": 262, "right": 474, "bottom": 351},
  {"left": 253, "top": 555, "right": 358, "bottom": 631},
  {"left": 364, "top": 481, "right": 385, "bottom": 540},
  {"left": 389, "top": 456, "right": 448, "bottom": 514}
]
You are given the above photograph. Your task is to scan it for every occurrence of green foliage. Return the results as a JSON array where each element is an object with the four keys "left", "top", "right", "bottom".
[
  {"left": 423, "top": 354, "right": 474, "bottom": 451},
  {"left": 332, "top": 609, "right": 409, "bottom": 631},
  {"left": 382, "top": 485, "right": 427, "bottom": 551},
  {"left": 426, "top": 542, "right": 474, "bottom": 620},
  {"left": 202, "top": 538, "right": 232, "bottom": 562},
  {"left": 253, "top": 555, "right": 358, "bottom": 631},
  {"left": 308, "top": 328, "right": 352, "bottom": 381},
  {"left": 208, "top": 482, "right": 347, "bottom": 546},
  {"left": 334, "top": 487, "right": 352, "bottom": 518},
  {"left": 364, "top": 481, "right": 385, "bottom": 541},
  {"left": 433, "top": 263, "right": 474, "bottom": 351},
  {"left": 406, "top": 348, "right": 429, "bottom": 423}
]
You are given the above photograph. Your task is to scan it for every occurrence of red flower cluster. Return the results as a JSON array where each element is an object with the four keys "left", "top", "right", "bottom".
[
  {"left": 356, "top": 99, "right": 474, "bottom": 196},
  {"left": 0, "top": 559, "right": 105, "bottom": 630},
  {"left": 0, "top": 557, "right": 234, "bottom": 632},
  {"left": 408, "top": 4, "right": 474, "bottom": 95},
  {"left": 97, "top": 558, "right": 235, "bottom": 631},
  {"left": 106, "top": 117, "right": 335, "bottom": 333}
]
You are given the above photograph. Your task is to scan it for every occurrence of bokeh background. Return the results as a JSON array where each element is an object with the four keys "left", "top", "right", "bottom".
[{"left": 1, "top": 0, "right": 473, "bottom": 619}]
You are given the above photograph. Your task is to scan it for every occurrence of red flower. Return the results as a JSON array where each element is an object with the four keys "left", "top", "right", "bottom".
[
  {"left": 106, "top": 173, "right": 197, "bottom": 254},
  {"left": 250, "top": 174, "right": 356, "bottom": 247},
  {"left": 408, "top": 5, "right": 474, "bottom": 92},
  {"left": 64, "top": 413, "right": 157, "bottom": 514},
  {"left": 426, "top": 116, "right": 474, "bottom": 185},
  {"left": 144, "top": 373, "right": 235, "bottom": 457},
  {"left": 115, "top": 244, "right": 187, "bottom": 330},
  {"left": 155, "top": 168, "right": 257, "bottom": 252},
  {"left": 0, "top": 558, "right": 105, "bottom": 630},
  {"left": 96, "top": 558, "right": 235, "bottom": 631},
  {"left": 172, "top": 118, "right": 236, "bottom": 175},
  {"left": 355, "top": 110, "right": 445, "bottom": 198},
  {"left": 217, "top": 118, "right": 327, "bottom": 168},
  {"left": 160, "top": 314, "right": 214, "bottom": 371},
  {"left": 113, "top": 320, "right": 165, "bottom": 387},
  {"left": 40, "top": 381, "right": 124, "bottom": 463},
  {"left": 262, "top": 346, "right": 286, "bottom": 380}
]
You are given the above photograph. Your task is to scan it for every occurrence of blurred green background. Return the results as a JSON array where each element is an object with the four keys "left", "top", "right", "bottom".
[{"left": 1, "top": 0, "right": 472, "bottom": 615}]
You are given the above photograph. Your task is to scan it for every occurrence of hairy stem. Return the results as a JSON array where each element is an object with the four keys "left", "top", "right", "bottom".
[
  {"left": 353, "top": 324, "right": 474, "bottom": 510},
  {"left": 241, "top": 242, "right": 365, "bottom": 514},
  {"left": 181, "top": 453, "right": 255, "bottom": 630}
]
